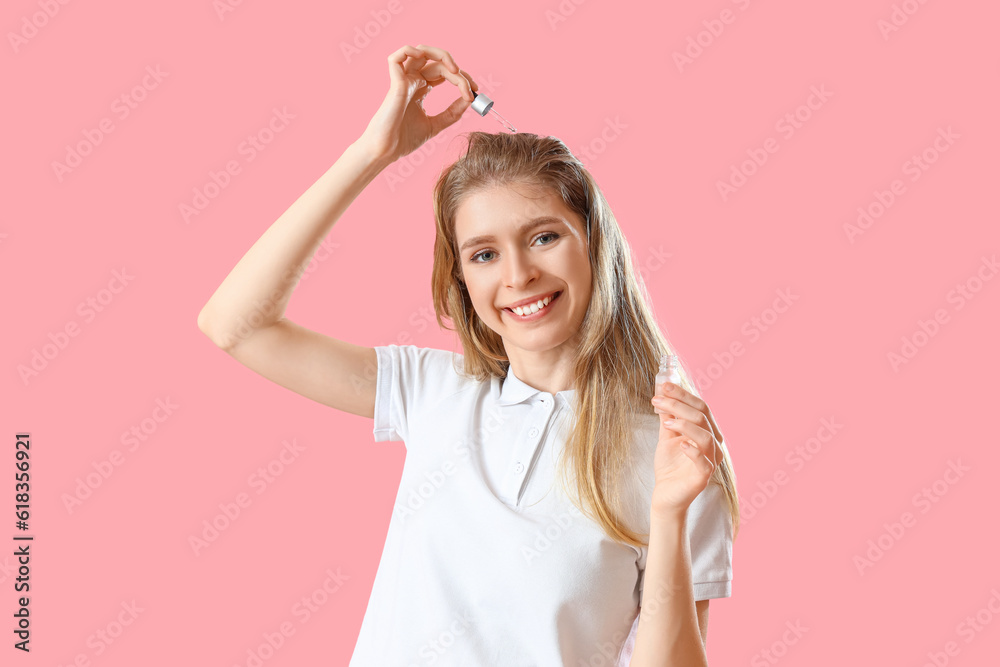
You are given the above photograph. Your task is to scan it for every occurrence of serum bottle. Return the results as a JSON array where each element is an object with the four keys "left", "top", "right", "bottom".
[
  {"left": 655, "top": 354, "right": 694, "bottom": 437},
  {"left": 470, "top": 92, "right": 517, "bottom": 133},
  {"left": 655, "top": 353, "right": 699, "bottom": 398}
]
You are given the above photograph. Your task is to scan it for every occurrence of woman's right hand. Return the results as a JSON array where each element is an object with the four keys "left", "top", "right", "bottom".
[{"left": 357, "top": 44, "right": 479, "bottom": 167}]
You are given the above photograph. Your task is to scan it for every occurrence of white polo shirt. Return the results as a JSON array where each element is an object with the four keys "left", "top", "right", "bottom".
[{"left": 349, "top": 344, "right": 733, "bottom": 666}]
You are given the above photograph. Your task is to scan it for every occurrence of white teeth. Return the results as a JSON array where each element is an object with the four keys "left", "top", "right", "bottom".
[{"left": 512, "top": 294, "right": 554, "bottom": 317}]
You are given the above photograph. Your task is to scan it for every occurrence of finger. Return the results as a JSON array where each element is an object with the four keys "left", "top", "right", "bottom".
[
  {"left": 674, "top": 428, "right": 721, "bottom": 472},
  {"left": 420, "top": 62, "right": 474, "bottom": 101},
  {"left": 458, "top": 68, "right": 479, "bottom": 93},
  {"left": 705, "top": 411, "right": 725, "bottom": 451},
  {"left": 652, "top": 397, "right": 709, "bottom": 432},
  {"left": 420, "top": 64, "right": 477, "bottom": 93},
  {"left": 652, "top": 385, "right": 724, "bottom": 443},
  {"left": 659, "top": 419, "right": 713, "bottom": 449},
  {"left": 672, "top": 430, "right": 716, "bottom": 472},
  {"left": 654, "top": 381, "right": 703, "bottom": 410},
  {"left": 428, "top": 93, "right": 472, "bottom": 134},
  {"left": 388, "top": 44, "right": 424, "bottom": 82},
  {"left": 680, "top": 441, "right": 717, "bottom": 476},
  {"left": 415, "top": 44, "right": 461, "bottom": 74},
  {"left": 388, "top": 44, "right": 423, "bottom": 64},
  {"left": 419, "top": 61, "right": 447, "bottom": 86},
  {"left": 404, "top": 54, "right": 429, "bottom": 75}
]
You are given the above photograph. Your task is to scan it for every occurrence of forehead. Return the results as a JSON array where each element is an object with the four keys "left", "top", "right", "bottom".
[{"left": 454, "top": 183, "right": 580, "bottom": 238}]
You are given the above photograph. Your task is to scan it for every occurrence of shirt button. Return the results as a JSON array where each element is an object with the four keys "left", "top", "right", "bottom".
[
  {"left": 528, "top": 427, "right": 539, "bottom": 437},
  {"left": 515, "top": 462, "right": 524, "bottom": 474}
]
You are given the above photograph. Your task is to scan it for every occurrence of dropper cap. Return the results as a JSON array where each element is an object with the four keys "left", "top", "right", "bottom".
[
  {"left": 470, "top": 92, "right": 494, "bottom": 116},
  {"left": 470, "top": 91, "right": 516, "bottom": 132}
]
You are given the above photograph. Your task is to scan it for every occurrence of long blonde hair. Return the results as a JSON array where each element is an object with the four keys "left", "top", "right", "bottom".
[{"left": 430, "top": 131, "right": 740, "bottom": 547}]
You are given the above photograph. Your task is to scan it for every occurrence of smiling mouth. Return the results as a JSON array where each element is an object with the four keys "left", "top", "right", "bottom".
[{"left": 503, "top": 290, "right": 562, "bottom": 319}]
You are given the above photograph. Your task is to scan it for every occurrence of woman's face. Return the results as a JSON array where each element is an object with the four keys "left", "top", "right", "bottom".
[{"left": 454, "top": 182, "right": 593, "bottom": 356}]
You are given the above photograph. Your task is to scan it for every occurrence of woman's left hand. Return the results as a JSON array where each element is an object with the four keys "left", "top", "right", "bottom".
[{"left": 649, "top": 382, "right": 725, "bottom": 517}]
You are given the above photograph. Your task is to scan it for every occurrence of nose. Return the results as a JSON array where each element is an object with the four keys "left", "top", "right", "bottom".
[{"left": 502, "top": 246, "right": 541, "bottom": 290}]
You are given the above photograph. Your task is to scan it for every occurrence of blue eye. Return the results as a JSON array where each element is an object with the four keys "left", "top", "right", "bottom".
[{"left": 470, "top": 233, "right": 559, "bottom": 264}]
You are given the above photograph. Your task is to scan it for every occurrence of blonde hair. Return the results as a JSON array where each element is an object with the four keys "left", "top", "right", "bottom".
[{"left": 430, "top": 131, "right": 740, "bottom": 547}]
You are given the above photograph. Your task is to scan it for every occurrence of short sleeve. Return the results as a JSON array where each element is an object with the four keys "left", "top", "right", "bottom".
[
  {"left": 372, "top": 344, "right": 461, "bottom": 445},
  {"left": 372, "top": 345, "right": 409, "bottom": 443},
  {"left": 637, "top": 480, "right": 734, "bottom": 605}
]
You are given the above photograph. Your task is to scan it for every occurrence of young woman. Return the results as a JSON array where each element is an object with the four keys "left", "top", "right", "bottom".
[{"left": 198, "top": 44, "right": 739, "bottom": 666}]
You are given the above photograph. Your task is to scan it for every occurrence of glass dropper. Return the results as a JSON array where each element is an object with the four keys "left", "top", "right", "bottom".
[{"left": 470, "top": 92, "right": 517, "bottom": 133}]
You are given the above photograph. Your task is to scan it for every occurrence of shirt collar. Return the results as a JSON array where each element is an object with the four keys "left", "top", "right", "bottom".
[{"left": 498, "top": 364, "right": 577, "bottom": 414}]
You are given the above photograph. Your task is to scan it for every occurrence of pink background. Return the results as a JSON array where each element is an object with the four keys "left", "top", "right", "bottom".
[{"left": 3, "top": 0, "right": 999, "bottom": 665}]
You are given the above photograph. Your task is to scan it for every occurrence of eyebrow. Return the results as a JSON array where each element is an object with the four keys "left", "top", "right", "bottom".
[{"left": 458, "top": 217, "right": 566, "bottom": 253}]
